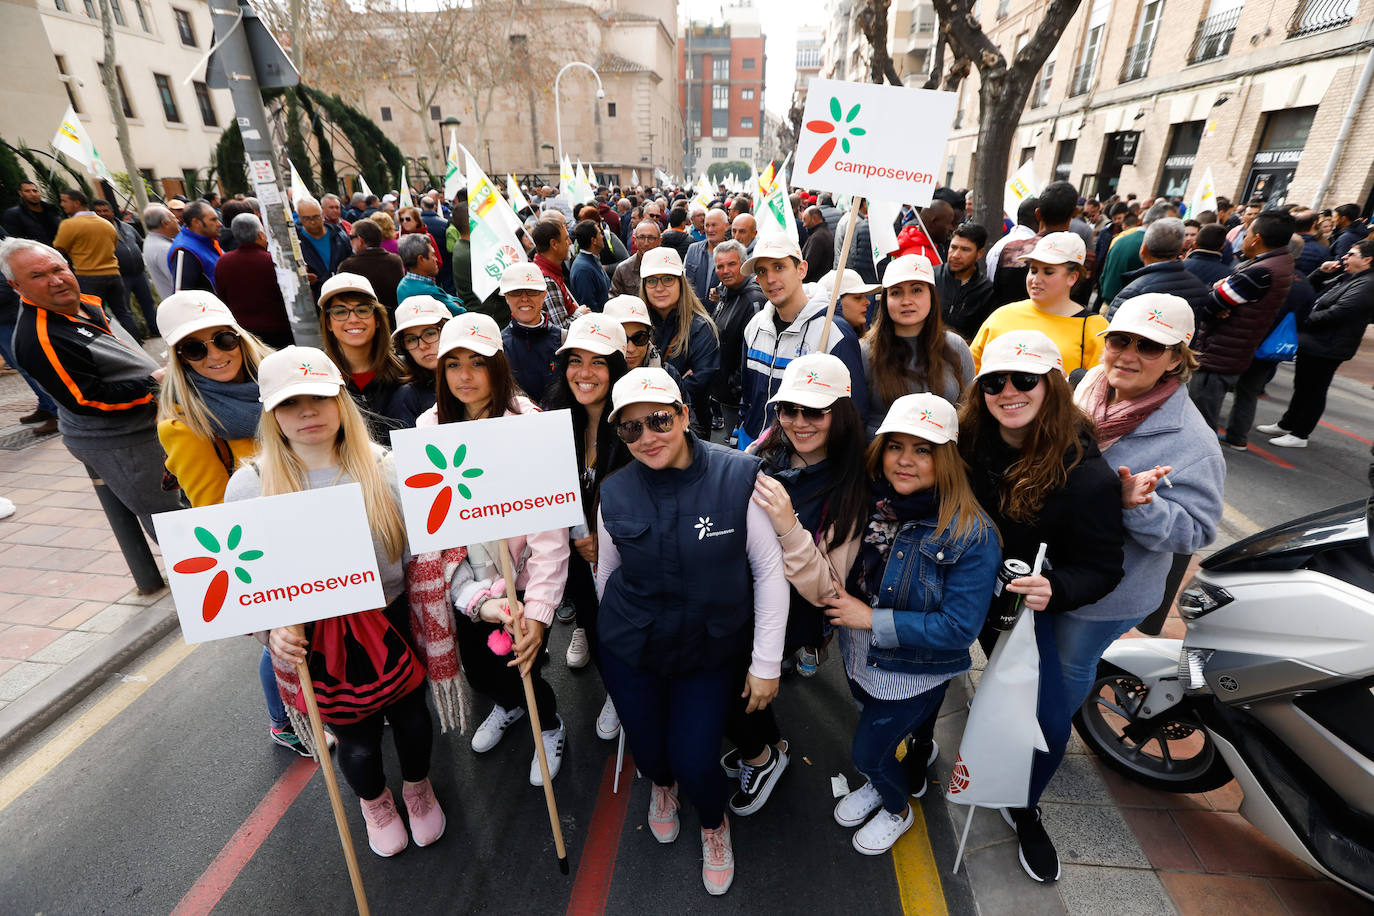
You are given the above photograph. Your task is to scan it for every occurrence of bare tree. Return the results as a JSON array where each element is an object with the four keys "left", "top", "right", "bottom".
[
  {"left": 856, "top": 0, "right": 903, "bottom": 86},
  {"left": 95, "top": 0, "right": 148, "bottom": 214}
]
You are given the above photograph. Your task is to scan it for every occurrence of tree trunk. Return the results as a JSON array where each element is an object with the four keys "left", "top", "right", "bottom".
[
  {"left": 858, "top": 0, "right": 903, "bottom": 86},
  {"left": 96, "top": 0, "right": 148, "bottom": 215},
  {"left": 923, "top": 35, "right": 946, "bottom": 90},
  {"left": 971, "top": 78, "right": 1020, "bottom": 237},
  {"left": 289, "top": 0, "right": 304, "bottom": 73}
]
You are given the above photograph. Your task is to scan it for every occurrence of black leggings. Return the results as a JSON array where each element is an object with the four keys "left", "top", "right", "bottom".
[
  {"left": 329, "top": 686, "right": 433, "bottom": 801},
  {"left": 455, "top": 611, "right": 557, "bottom": 722},
  {"left": 724, "top": 656, "right": 781, "bottom": 760},
  {"left": 565, "top": 551, "right": 601, "bottom": 667}
]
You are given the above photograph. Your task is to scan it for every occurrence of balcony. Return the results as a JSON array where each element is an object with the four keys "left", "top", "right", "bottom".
[
  {"left": 1069, "top": 60, "right": 1095, "bottom": 97},
  {"left": 1119, "top": 36, "right": 1156, "bottom": 83},
  {"left": 1287, "top": 0, "right": 1356, "bottom": 37},
  {"left": 1187, "top": 8, "right": 1240, "bottom": 63}
]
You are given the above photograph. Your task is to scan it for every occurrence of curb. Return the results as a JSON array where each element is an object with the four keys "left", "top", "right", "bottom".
[{"left": 0, "top": 600, "right": 179, "bottom": 761}]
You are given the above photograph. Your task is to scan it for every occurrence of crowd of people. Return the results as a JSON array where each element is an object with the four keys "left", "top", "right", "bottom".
[{"left": 0, "top": 169, "right": 1371, "bottom": 893}]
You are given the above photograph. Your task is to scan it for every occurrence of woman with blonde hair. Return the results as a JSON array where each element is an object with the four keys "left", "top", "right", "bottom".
[
  {"left": 317, "top": 272, "right": 410, "bottom": 441},
  {"left": 638, "top": 246, "right": 719, "bottom": 438},
  {"left": 370, "top": 210, "right": 400, "bottom": 254}
]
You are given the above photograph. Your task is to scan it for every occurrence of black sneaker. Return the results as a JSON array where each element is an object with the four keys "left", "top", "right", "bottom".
[
  {"left": 720, "top": 739, "right": 788, "bottom": 778},
  {"left": 1001, "top": 806, "right": 1060, "bottom": 882},
  {"left": 728, "top": 745, "right": 789, "bottom": 816},
  {"left": 900, "top": 737, "right": 939, "bottom": 798},
  {"left": 554, "top": 600, "right": 577, "bottom": 624}
]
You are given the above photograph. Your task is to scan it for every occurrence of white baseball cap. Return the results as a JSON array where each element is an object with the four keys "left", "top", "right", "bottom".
[
  {"left": 382, "top": 193, "right": 398, "bottom": 203},
  {"left": 499, "top": 262, "right": 546, "bottom": 295},
  {"left": 602, "top": 294, "right": 652, "bottom": 327},
  {"left": 742, "top": 236, "right": 804, "bottom": 274},
  {"left": 881, "top": 253, "right": 936, "bottom": 288},
  {"left": 557, "top": 313, "right": 628, "bottom": 356},
  {"left": 639, "top": 247, "right": 685, "bottom": 278},
  {"left": 874, "top": 392, "right": 959, "bottom": 445},
  {"left": 1102, "top": 292, "right": 1195, "bottom": 346},
  {"left": 976, "top": 329, "right": 1065, "bottom": 378},
  {"left": 318, "top": 272, "right": 377, "bottom": 310},
  {"left": 156, "top": 290, "right": 241, "bottom": 346},
  {"left": 437, "top": 313, "right": 504, "bottom": 358},
  {"left": 607, "top": 367, "right": 682, "bottom": 421},
  {"left": 392, "top": 296, "right": 452, "bottom": 337},
  {"left": 258, "top": 346, "right": 345, "bottom": 411},
  {"left": 1018, "top": 231, "right": 1086, "bottom": 266},
  {"left": 820, "top": 268, "right": 881, "bottom": 297},
  {"left": 767, "top": 352, "right": 852, "bottom": 408}
]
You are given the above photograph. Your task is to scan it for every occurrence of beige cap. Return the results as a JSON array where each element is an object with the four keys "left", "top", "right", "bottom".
[
  {"left": 499, "top": 262, "right": 546, "bottom": 294},
  {"left": 1102, "top": 292, "right": 1195, "bottom": 346},
  {"left": 742, "top": 236, "right": 804, "bottom": 274},
  {"left": 258, "top": 346, "right": 344, "bottom": 411},
  {"left": 437, "top": 313, "right": 505, "bottom": 358},
  {"left": 976, "top": 329, "right": 1065, "bottom": 378},
  {"left": 881, "top": 253, "right": 936, "bottom": 288},
  {"left": 874, "top": 392, "right": 959, "bottom": 445},
  {"left": 392, "top": 295, "right": 452, "bottom": 337},
  {"left": 820, "top": 268, "right": 881, "bottom": 297},
  {"left": 156, "top": 290, "right": 241, "bottom": 346},
  {"left": 639, "top": 247, "right": 685, "bottom": 278},
  {"left": 1018, "top": 231, "right": 1086, "bottom": 266},
  {"left": 602, "top": 294, "right": 652, "bottom": 326},
  {"left": 767, "top": 352, "right": 852, "bottom": 408},
  {"left": 607, "top": 367, "right": 682, "bottom": 421},
  {"left": 318, "top": 272, "right": 377, "bottom": 310},
  {"left": 557, "top": 313, "right": 628, "bottom": 356}
]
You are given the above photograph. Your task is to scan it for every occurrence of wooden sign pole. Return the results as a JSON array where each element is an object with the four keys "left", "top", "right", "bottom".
[{"left": 818, "top": 200, "right": 864, "bottom": 351}]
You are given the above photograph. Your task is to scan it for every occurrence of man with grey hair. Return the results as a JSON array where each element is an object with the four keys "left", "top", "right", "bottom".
[
  {"left": 1099, "top": 200, "right": 1175, "bottom": 304},
  {"left": 294, "top": 195, "right": 349, "bottom": 303},
  {"left": 395, "top": 231, "right": 462, "bottom": 315},
  {"left": 610, "top": 219, "right": 660, "bottom": 296},
  {"left": 141, "top": 204, "right": 180, "bottom": 298},
  {"left": 711, "top": 237, "right": 766, "bottom": 435},
  {"left": 1105, "top": 217, "right": 1212, "bottom": 320},
  {"left": 213, "top": 213, "right": 293, "bottom": 348},
  {"left": 320, "top": 193, "right": 351, "bottom": 235}
]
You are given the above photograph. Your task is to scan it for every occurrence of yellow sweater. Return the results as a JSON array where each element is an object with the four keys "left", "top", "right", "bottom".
[
  {"left": 968, "top": 301, "right": 1109, "bottom": 375},
  {"left": 157, "top": 418, "right": 256, "bottom": 507}
]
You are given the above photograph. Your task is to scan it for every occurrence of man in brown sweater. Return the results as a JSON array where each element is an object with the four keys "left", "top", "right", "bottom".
[
  {"left": 52, "top": 187, "right": 142, "bottom": 342},
  {"left": 336, "top": 217, "right": 404, "bottom": 314}
]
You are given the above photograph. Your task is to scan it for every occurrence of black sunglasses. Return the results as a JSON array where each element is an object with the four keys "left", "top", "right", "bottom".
[
  {"left": 626, "top": 329, "right": 651, "bottom": 347},
  {"left": 616, "top": 409, "right": 676, "bottom": 443},
  {"left": 776, "top": 401, "right": 831, "bottom": 422},
  {"left": 1103, "top": 332, "right": 1171, "bottom": 359},
  {"left": 176, "top": 330, "right": 241, "bottom": 362},
  {"left": 978, "top": 371, "right": 1042, "bottom": 395}
]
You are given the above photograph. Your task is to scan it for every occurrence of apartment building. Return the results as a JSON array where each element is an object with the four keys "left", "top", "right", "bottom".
[{"left": 679, "top": 2, "right": 766, "bottom": 175}]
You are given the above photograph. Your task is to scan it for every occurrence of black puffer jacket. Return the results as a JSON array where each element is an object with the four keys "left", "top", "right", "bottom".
[
  {"left": 1298, "top": 268, "right": 1374, "bottom": 362},
  {"left": 1106, "top": 261, "right": 1213, "bottom": 322},
  {"left": 935, "top": 261, "right": 995, "bottom": 340},
  {"left": 710, "top": 278, "right": 765, "bottom": 405}
]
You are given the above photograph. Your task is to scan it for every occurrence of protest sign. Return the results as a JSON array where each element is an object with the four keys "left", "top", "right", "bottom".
[
  {"left": 392, "top": 409, "right": 584, "bottom": 553},
  {"left": 1003, "top": 160, "right": 1041, "bottom": 221},
  {"left": 465, "top": 149, "right": 527, "bottom": 301},
  {"left": 154, "top": 484, "right": 384, "bottom": 644}
]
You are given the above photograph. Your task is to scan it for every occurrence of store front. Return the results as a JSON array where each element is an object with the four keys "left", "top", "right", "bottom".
[
  {"left": 1242, "top": 107, "right": 1315, "bottom": 206},
  {"left": 1157, "top": 121, "right": 1204, "bottom": 200},
  {"left": 1096, "top": 130, "right": 1140, "bottom": 197}
]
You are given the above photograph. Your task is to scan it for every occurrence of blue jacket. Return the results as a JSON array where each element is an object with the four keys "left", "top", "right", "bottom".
[
  {"left": 296, "top": 222, "right": 351, "bottom": 303},
  {"left": 568, "top": 251, "right": 611, "bottom": 311},
  {"left": 502, "top": 321, "right": 564, "bottom": 404},
  {"left": 683, "top": 239, "right": 719, "bottom": 303},
  {"left": 1107, "top": 260, "right": 1213, "bottom": 321},
  {"left": 649, "top": 308, "right": 719, "bottom": 406},
  {"left": 868, "top": 509, "right": 1002, "bottom": 677},
  {"left": 1182, "top": 250, "right": 1231, "bottom": 289},
  {"left": 599, "top": 437, "right": 761, "bottom": 673},
  {"left": 1296, "top": 233, "right": 1332, "bottom": 277}
]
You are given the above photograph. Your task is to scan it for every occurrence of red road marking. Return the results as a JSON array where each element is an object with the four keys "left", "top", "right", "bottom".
[
  {"left": 1318, "top": 419, "right": 1373, "bottom": 446},
  {"left": 565, "top": 752, "right": 634, "bottom": 916},
  {"left": 1244, "top": 442, "right": 1297, "bottom": 470},
  {"left": 171, "top": 759, "right": 317, "bottom": 916}
]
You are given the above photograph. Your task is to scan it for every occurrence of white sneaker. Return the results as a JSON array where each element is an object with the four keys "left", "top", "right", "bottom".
[
  {"left": 0, "top": 497, "right": 15, "bottom": 521},
  {"left": 1269, "top": 434, "right": 1308, "bottom": 448},
  {"left": 834, "top": 780, "right": 883, "bottom": 827},
  {"left": 530, "top": 715, "right": 565, "bottom": 786},
  {"left": 595, "top": 694, "right": 621, "bottom": 740},
  {"left": 647, "top": 782, "right": 680, "bottom": 843},
  {"left": 566, "top": 626, "right": 590, "bottom": 668},
  {"left": 471, "top": 704, "right": 524, "bottom": 754},
  {"left": 1256, "top": 422, "right": 1288, "bottom": 435},
  {"left": 853, "top": 806, "right": 915, "bottom": 855}
]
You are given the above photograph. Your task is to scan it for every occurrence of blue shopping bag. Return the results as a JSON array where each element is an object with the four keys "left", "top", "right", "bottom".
[{"left": 1253, "top": 312, "right": 1298, "bottom": 362}]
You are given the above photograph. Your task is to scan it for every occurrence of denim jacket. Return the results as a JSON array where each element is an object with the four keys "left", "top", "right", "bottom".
[{"left": 867, "top": 513, "right": 1001, "bottom": 677}]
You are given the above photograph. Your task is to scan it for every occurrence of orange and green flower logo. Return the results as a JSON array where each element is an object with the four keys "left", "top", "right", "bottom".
[
  {"left": 404, "top": 443, "right": 485, "bottom": 534},
  {"left": 172, "top": 525, "right": 264, "bottom": 623},
  {"left": 918, "top": 409, "right": 944, "bottom": 429},
  {"left": 805, "top": 97, "right": 866, "bottom": 174}
]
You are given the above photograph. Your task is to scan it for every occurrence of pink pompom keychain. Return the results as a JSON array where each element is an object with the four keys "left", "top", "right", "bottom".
[{"left": 487, "top": 627, "right": 513, "bottom": 656}]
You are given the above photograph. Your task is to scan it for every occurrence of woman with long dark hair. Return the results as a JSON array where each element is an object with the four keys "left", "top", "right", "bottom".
[
  {"left": 316, "top": 273, "right": 409, "bottom": 441},
  {"left": 637, "top": 246, "right": 719, "bottom": 437}
]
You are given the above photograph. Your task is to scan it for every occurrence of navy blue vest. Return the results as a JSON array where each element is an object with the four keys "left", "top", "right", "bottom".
[{"left": 599, "top": 436, "right": 761, "bottom": 674}]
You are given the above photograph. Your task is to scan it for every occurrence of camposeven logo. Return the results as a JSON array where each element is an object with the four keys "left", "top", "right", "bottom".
[
  {"left": 172, "top": 525, "right": 264, "bottom": 623},
  {"left": 693, "top": 516, "right": 736, "bottom": 540},
  {"left": 405, "top": 441, "right": 578, "bottom": 534},
  {"left": 805, "top": 97, "right": 867, "bottom": 173}
]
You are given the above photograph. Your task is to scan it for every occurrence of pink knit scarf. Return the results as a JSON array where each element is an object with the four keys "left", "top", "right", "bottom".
[{"left": 1078, "top": 365, "right": 1180, "bottom": 451}]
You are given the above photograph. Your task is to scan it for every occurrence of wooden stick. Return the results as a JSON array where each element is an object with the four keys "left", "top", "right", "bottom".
[
  {"left": 497, "top": 542, "right": 570, "bottom": 874},
  {"left": 295, "top": 660, "right": 371, "bottom": 916},
  {"left": 817, "top": 199, "right": 863, "bottom": 351}
]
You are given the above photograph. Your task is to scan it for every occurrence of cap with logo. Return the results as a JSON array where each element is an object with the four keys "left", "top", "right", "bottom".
[
  {"left": 742, "top": 236, "right": 804, "bottom": 274},
  {"left": 258, "top": 346, "right": 345, "bottom": 411},
  {"left": 1017, "top": 231, "right": 1086, "bottom": 266},
  {"left": 820, "top": 268, "right": 881, "bottom": 297},
  {"left": 976, "top": 329, "right": 1065, "bottom": 378},
  {"left": 499, "top": 262, "right": 546, "bottom": 295},
  {"left": 392, "top": 295, "right": 453, "bottom": 337},
  {"left": 156, "top": 290, "right": 241, "bottom": 346},
  {"left": 437, "top": 313, "right": 504, "bottom": 358},
  {"left": 602, "top": 294, "right": 652, "bottom": 327},
  {"left": 875, "top": 392, "right": 959, "bottom": 445},
  {"left": 558, "top": 313, "right": 628, "bottom": 356},
  {"left": 639, "top": 247, "right": 685, "bottom": 278},
  {"left": 318, "top": 272, "right": 378, "bottom": 310},
  {"left": 608, "top": 367, "right": 683, "bottom": 421},
  {"left": 881, "top": 253, "right": 936, "bottom": 289},
  {"left": 1101, "top": 292, "right": 1194, "bottom": 346},
  {"left": 767, "top": 352, "right": 852, "bottom": 409}
]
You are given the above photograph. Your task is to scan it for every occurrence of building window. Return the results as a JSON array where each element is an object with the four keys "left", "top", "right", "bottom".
[
  {"left": 1189, "top": 0, "right": 1242, "bottom": 63},
  {"left": 55, "top": 55, "right": 80, "bottom": 112},
  {"left": 183, "top": 169, "right": 200, "bottom": 196},
  {"left": 173, "top": 8, "right": 197, "bottom": 46},
  {"left": 1243, "top": 107, "right": 1316, "bottom": 204},
  {"left": 1030, "top": 57, "right": 1055, "bottom": 108},
  {"left": 109, "top": 0, "right": 125, "bottom": 25},
  {"left": 133, "top": 0, "right": 148, "bottom": 30},
  {"left": 153, "top": 73, "right": 181, "bottom": 122},
  {"left": 114, "top": 66, "right": 134, "bottom": 118},
  {"left": 742, "top": 58, "right": 755, "bottom": 70},
  {"left": 712, "top": 84, "right": 729, "bottom": 109},
  {"left": 55, "top": 0, "right": 68, "bottom": 11},
  {"left": 688, "top": 118, "right": 701, "bottom": 137},
  {"left": 996, "top": 0, "right": 1010, "bottom": 18},
  {"left": 713, "top": 57, "right": 729, "bottom": 80},
  {"left": 1054, "top": 139, "right": 1076, "bottom": 182},
  {"left": 694, "top": 145, "right": 702, "bottom": 159},
  {"left": 82, "top": 0, "right": 94, "bottom": 16},
  {"left": 192, "top": 80, "right": 217, "bottom": 126},
  {"left": 1288, "top": 0, "right": 1356, "bottom": 37},
  {"left": 713, "top": 146, "right": 728, "bottom": 158},
  {"left": 738, "top": 146, "right": 752, "bottom": 159},
  {"left": 381, "top": 106, "right": 392, "bottom": 121},
  {"left": 1019, "top": 146, "right": 1036, "bottom": 166},
  {"left": 1120, "top": 0, "right": 1162, "bottom": 82},
  {"left": 1158, "top": 121, "right": 1204, "bottom": 197},
  {"left": 430, "top": 105, "right": 441, "bottom": 120},
  {"left": 742, "top": 88, "right": 755, "bottom": 100},
  {"left": 138, "top": 168, "right": 155, "bottom": 191},
  {"left": 712, "top": 126, "right": 728, "bottom": 138},
  {"left": 741, "top": 117, "right": 754, "bottom": 129},
  {"left": 607, "top": 102, "right": 617, "bottom": 117}
]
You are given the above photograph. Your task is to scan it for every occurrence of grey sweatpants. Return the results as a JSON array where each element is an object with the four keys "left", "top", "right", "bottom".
[{"left": 64, "top": 431, "right": 185, "bottom": 540}]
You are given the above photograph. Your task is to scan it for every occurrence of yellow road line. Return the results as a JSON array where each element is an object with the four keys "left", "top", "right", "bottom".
[
  {"left": 892, "top": 805, "right": 949, "bottom": 916},
  {"left": 0, "top": 640, "right": 197, "bottom": 814}
]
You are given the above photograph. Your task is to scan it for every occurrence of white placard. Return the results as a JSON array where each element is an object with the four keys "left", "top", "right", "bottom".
[
  {"left": 250, "top": 159, "right": 276, "bottom": 184},
  {"left": 793, "top": 78, "right": 956, "bottom": 207},
  {"left": 392, "top": 410, "right": 584, "bottom": 553},
  {"left": 153, "top": 484, "right": 385, "bottom": 644}
]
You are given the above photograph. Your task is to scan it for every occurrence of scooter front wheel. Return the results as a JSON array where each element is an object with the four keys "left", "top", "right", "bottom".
[{"left": 1072, "top": 662, "right": 1232, "bottom": 793}]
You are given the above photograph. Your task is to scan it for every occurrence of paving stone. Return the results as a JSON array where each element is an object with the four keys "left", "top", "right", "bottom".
[
  {"left": 1158, "top": 872, "right": 1287, "bottom": 916},
  {"left": 1170, "top": 810, "right": 1318, "bottom": 879},
  {"left": 0, "top": 624, "right": 63, "bottom": 660},
  {"left": 1267, "top": 876, "right": 1374, "bottom": 914},
  {"left": 0, "top": 660, "right": 59, "bottom": 701},
  {"left": 963, "top": 837, "right": 1067, "bottom": 915},
  {"left": 75, "top": 602, "right": 144, "bottom": 634},
  {"left": 1059, "top": 864, "right": 1177, "bottom": 916},
  {"left": 1119, "top": 808, "right": 1202, "bottom": 871},
  {"left": 29, "top": 630, "right": 105, "bottom": 665},
  {"left": 1041, "top": 802, "right": 1151, "bottom": 869},
  {"left": 1042, "top": 755, "right": 1116, "bottom": 806}
]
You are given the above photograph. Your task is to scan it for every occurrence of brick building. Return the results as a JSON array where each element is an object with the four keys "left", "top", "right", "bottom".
[
  {"left": 943, "top": 0, "right": 1374, "bottom": 214},
  {"left": 679, "top": 2, "right": 766, "bottom": 177}
]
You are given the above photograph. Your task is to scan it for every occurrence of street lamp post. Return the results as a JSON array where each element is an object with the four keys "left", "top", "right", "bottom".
[{"left": 554, "top": 61, "right": 605, "bottom": 168}]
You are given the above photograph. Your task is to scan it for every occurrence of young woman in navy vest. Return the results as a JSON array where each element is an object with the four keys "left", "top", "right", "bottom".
[{"left": 595, "top": 366, "right": 788, "bottom": 897}]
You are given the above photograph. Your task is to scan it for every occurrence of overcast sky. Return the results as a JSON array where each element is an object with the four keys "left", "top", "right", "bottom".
[{"left": 679, "top": 0, "right": 830, "bottom": 117}]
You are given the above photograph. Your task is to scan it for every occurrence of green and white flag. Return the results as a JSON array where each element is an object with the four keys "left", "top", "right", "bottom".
[
  {"left": 399, "top": 167, "right": 413, "bottom": 209},
  {"left": 50, "top": 105, "right": 113, "bottom": 183},
  {"left": 630, "top": 169, "right": 640, "bottom": 187},
  {"left": 758, "top": 163, "right": 799, "bottom": 245},
  {"left": 506, "top": 174, "right": 531, "bottom": 213},
  {"left": 443, "top": 129, "right": 463, "bottom": 201},
  {"left": 465, "top": 147, "right": 526, "bottom": 302}
]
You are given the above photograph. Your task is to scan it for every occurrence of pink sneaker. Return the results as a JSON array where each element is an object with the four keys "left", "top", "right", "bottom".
[
  {"left": 647, "top": 783, "right": 680, "bottom": 843},
  {"left": 359, "top": 788, "right": 408, "bottom": 857},
  {"left": 701, "top": 816, "right": 734, "bottom": 896},
  {"left": 402, "top": 778, "right": 446, "bottom": 847}
]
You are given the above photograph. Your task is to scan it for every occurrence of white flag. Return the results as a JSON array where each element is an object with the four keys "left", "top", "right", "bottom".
[
  {"left": 1189, "top": 166, "right": 1217, "bottom": 218},
  {"left": 288, "top": 160, "right": 310, "bottom": 206},
  {"left": 358, "top": 173, "right": 374, "bottom": 200},
  {"left": 559, "top": 155, "right": 575, "bottom": 203},
  {"left": 506, "top": 174, "right": 531, "bottom": 213},
  {"left": 464, "top": 147, "right": 527, "bottom": 302},
  {"left": 1003, "top": 160, "right": 1041, "bottom": 221},
  {"left": 758, "top": 164, "right": 799, "bottom": 246},
  {"left": 631, "top": 169, "right": 640, "bottom": 187},
  {"left": 399, "top": 167, "right": 413, "bottom": 209},
  {"left": 443, "top": 130, "right": 463, "bottom": 201},
  {"left": 868, "top": 200, "right": 902, "bottom": 270},
  {"left": 50, "top": 105, "right": 113, "bottom": 183}
]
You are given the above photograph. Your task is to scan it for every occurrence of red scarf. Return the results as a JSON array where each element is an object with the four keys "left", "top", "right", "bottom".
[
  {"left": 534, "top": 253, "right": 578, "bottom": 312},
  {"left": 1078, "top": 365, "right": 1180, "bottom": 451}
]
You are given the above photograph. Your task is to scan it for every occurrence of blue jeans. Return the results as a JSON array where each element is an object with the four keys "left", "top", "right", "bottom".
[
  {"left": 0, "top": 322, "right": 58, "bottom": 414},
  {"left": 849, "top": 679, "right": 951, "bottom": 814},
  {"left": 1053, "top": 613, "right": 1137, "bottom": 717},
  {"left": 259, "top": 646, "right": 288, "bottom": 728}
]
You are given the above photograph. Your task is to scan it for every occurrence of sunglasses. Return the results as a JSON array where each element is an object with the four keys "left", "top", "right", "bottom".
[
  {"left": 616, "top": 409, "right": 676, "bottom": 443},
  {"left": 626, "top": 329, "right": 651, "bottom": 347},
  {"left": 978, "top": 371, "right": 1043, "bottom": 395},
  {"left": 644, "top": 275, "right": 677, "bottom": 288},
  {"left": 776, "top": 401, "right": 831, "bottom": 422},
  {"left": 401, "top": 325, "right": 442, "bottom": 350},
  {"left": 326, "top": 303, "right": 377, "bottom": 320},
  {"left": 1103, "top": 332, "right": 1171, "bottom": 359},
  {"left": 176, "top": 330, "right": 241, "bottom": 362}
]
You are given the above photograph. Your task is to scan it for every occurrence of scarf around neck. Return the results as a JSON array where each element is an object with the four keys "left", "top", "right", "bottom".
[
  {"left": 850, "top": 479, "right": 939, "bottom": 604},
  {"left": 188, "top": 371, "right": 262, "bottom": 440},
  {"left": 1078, "top": 364, "right": 1179, "bottom": 451}
]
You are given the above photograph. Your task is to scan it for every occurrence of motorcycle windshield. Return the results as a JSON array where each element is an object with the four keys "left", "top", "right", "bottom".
[{"left": 1203, "top": 500, "right": 1369, "bottom": 573}]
